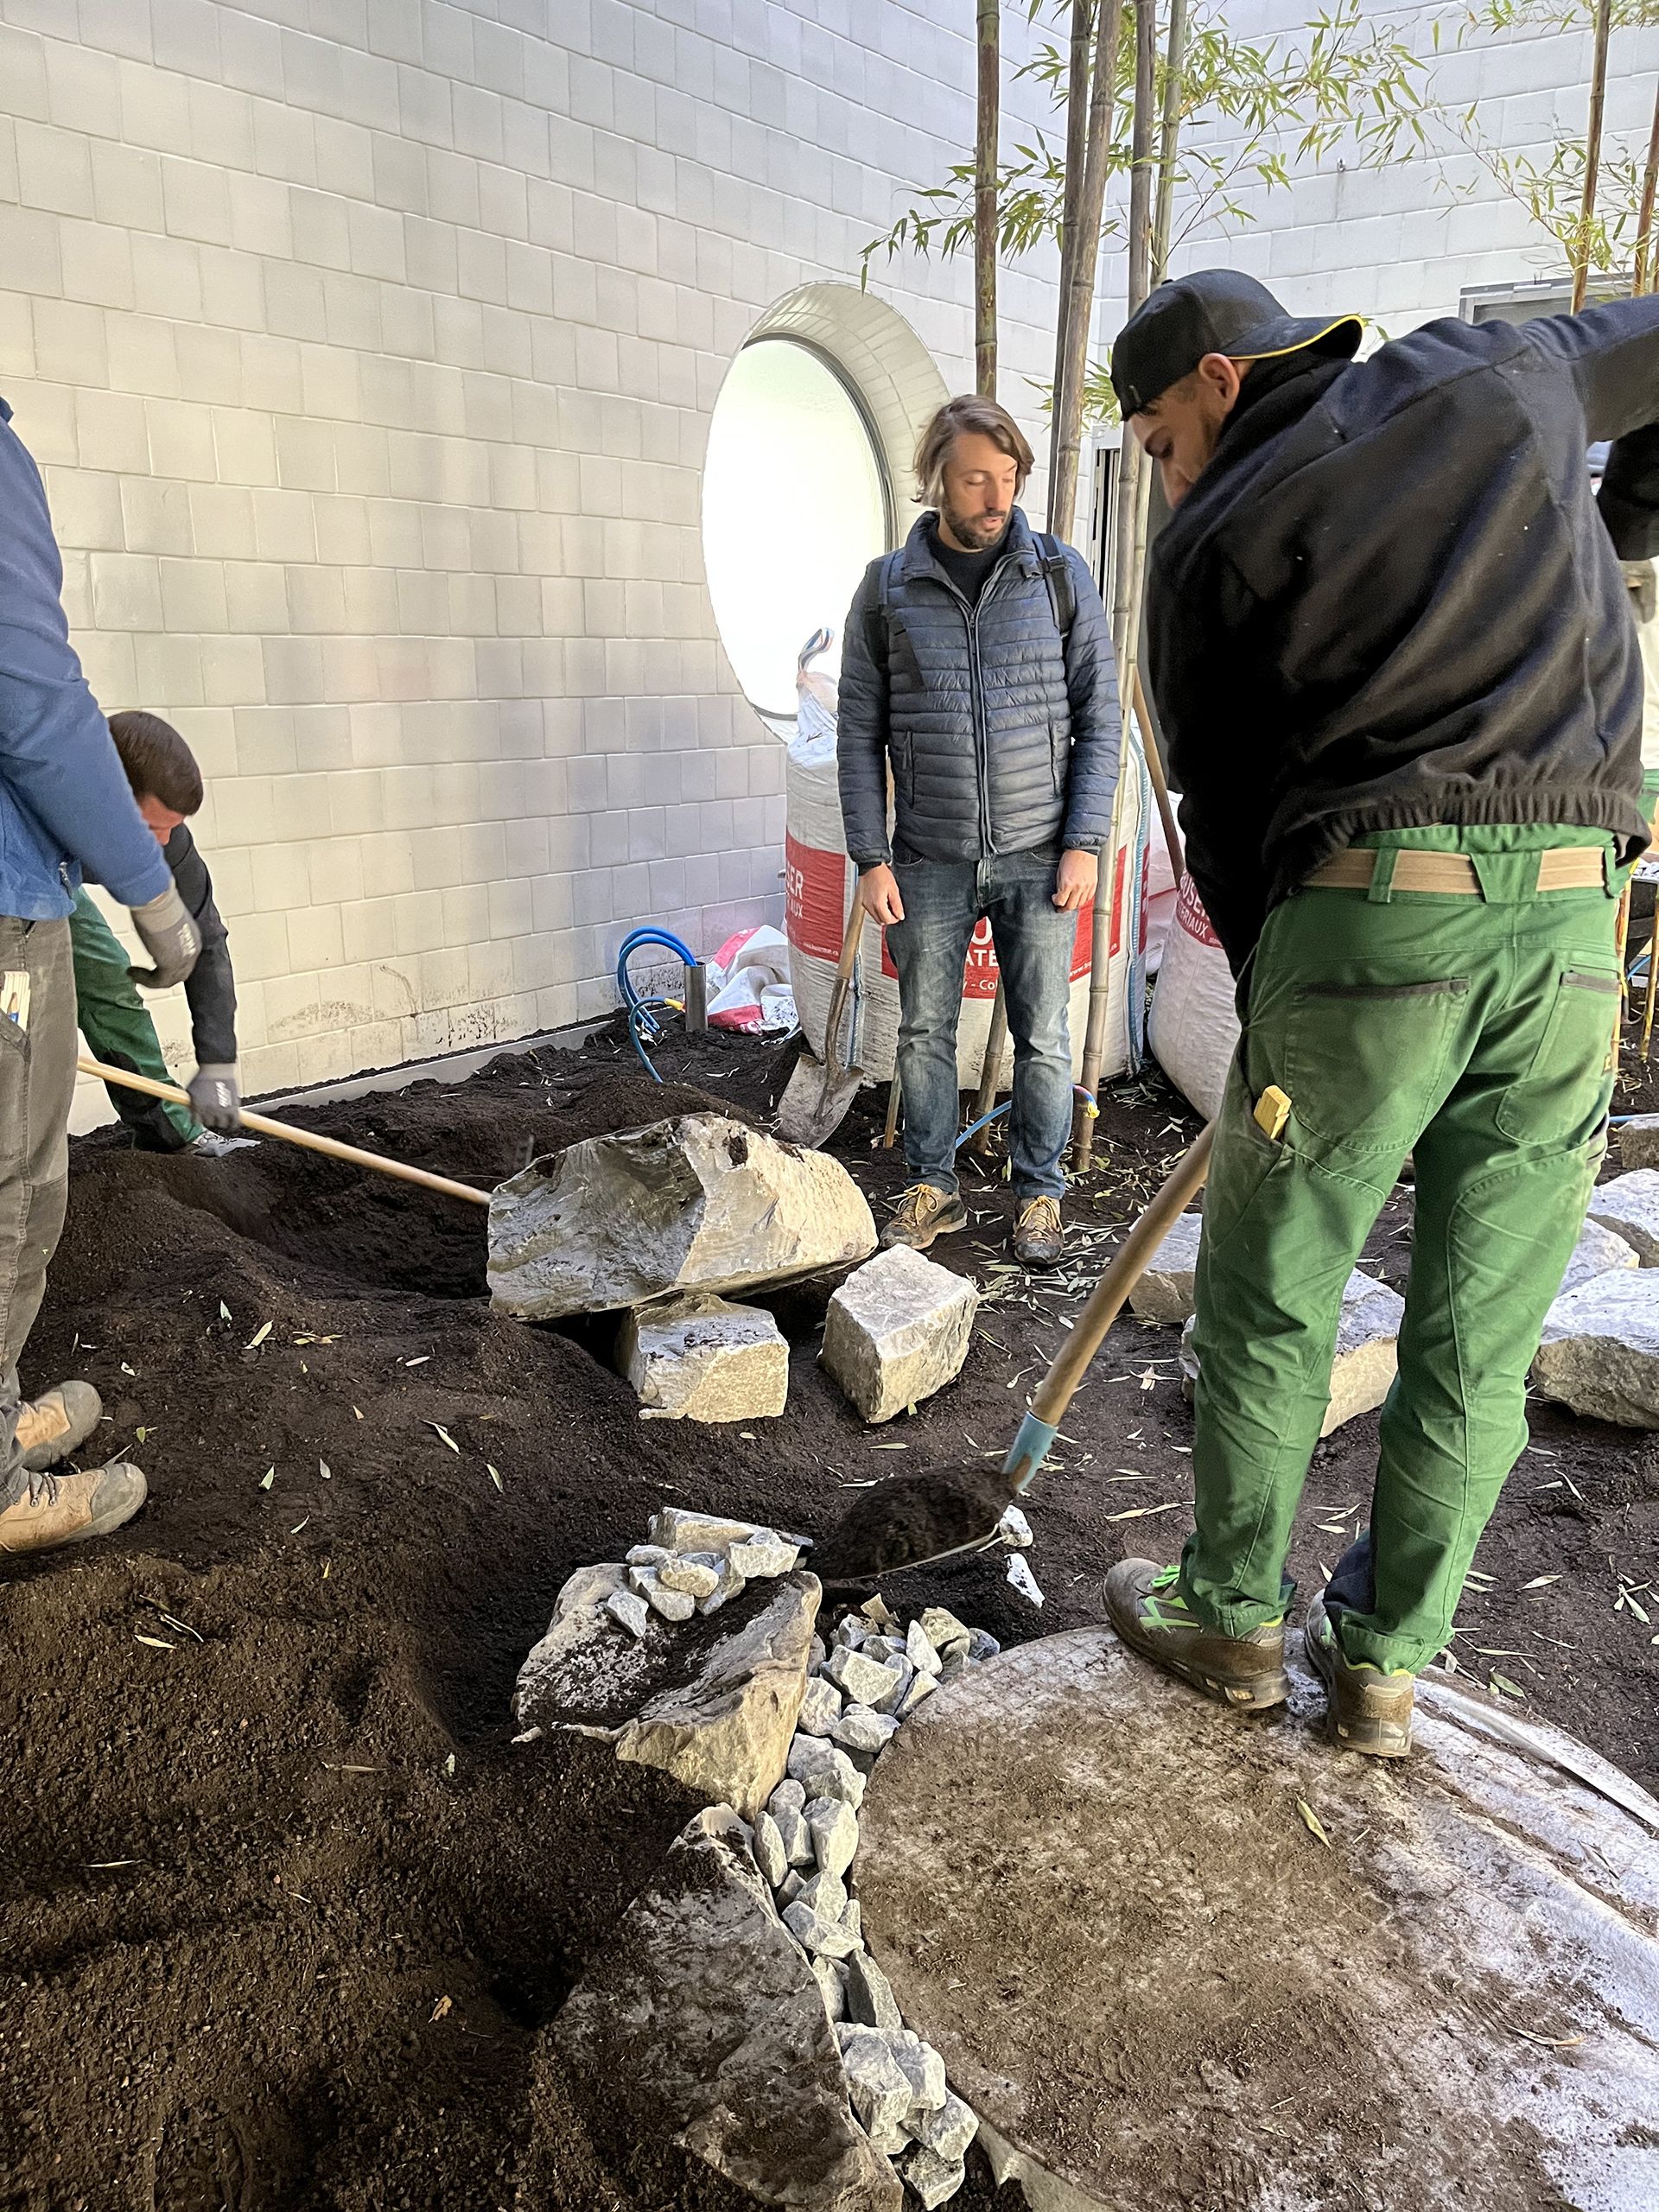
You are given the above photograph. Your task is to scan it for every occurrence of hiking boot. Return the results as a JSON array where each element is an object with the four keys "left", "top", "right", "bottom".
[
  {"left": 1303, "top": 1592, "right": 1414, "bottom": 1758},
  {"left": 17, "top": 1381, "right": 103, "bottom": 1472},
  {"left": 0, "top": 1460, "right": 147, "bottom": 1554},
  {"left": 1104, "top": 1558, "right": 1290, "bottom": 1711},
  {"left": 880, "top": 1183, "right": 969, "bottom": 1252},
  {"left": 1012, "top": 1196, "right": 1065, "bottom": 1268}
]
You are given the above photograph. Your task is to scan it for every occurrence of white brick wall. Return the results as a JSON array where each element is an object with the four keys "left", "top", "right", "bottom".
[
  {"left": 13, "top": 0, "right": 1058, "bottom": 1127},
  {"left": 5, "top": 0, "right": 1649, "bottom": 1128}
]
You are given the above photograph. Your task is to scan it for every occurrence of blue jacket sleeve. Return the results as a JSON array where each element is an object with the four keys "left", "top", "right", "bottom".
[
  {"left": 1059, "top": 549, "right": 1121, "bottom": 854},
  {"left": 0, "top": 410, "right": 169, "bottom": 908},
  {"left": 836, "top": 563, "right": 893, "bottom": 868}
]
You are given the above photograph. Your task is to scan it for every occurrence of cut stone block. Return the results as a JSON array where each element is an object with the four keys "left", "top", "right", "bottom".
[
  {"left": 1180, "top": 1269, "right": 1404, "bottom": 1437},
  {"left": 555, "top": 1806, "right": 900, "bottom": 2212},
  {"left": 489, "top": 1111, "right": 877, "bottom": 1319},
  {"left": 1617, "top": 1115, "right": 1659, "bottom": 1170},
  {"left": 1126, "top": 1211, "right": 1205, "bottom": 1325},
  {"left": 831, "top": 1705, "right": 899, "bottom": 1756},
  {"left": 513, "top": 1567, "right": 820, "bottom": 1821},
  {"left": 729, "top": 1531, "right": 800, "bottom": 1579},
  {"left": 650, "top": 1509, "right": 768, "bottom": 1555},
  {"left": 658, "top": 1553, "right": 722, "bottom": 1599},
  {"left": 1558, "top": 1217, "right": 1641, "bottom": 1300},
  {"left": 785, "top": 1897, "right": 862, "bottom": 1960},
  {"left": 1534, "top": 1268, "right": 1659, "bottom": 1427},
  {"left": 1586, "top": 1171, "right": 1659, "bottom": 1264},
  {"left": 619, "top": 1294, "right": 789, "bottom": 1423},
  {"left": 820, "top": 1246, "right": 979, "bottom": 1426}
]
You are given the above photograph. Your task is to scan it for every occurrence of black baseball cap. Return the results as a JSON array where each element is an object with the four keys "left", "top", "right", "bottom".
[{"left": 1110, "top": 269, "right": 1363, "bottom": 419}]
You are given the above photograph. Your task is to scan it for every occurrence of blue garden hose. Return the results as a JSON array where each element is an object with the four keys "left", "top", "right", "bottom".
[
  {"left": 953, "top": 1085, "right": 1099, "bottom": 1154},
  {"left": 617, "top": 927, "right": 697, "bottom": 1081}
]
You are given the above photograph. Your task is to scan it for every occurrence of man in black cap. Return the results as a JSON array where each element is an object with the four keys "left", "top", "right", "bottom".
[{"left": 1101, "top": 268, "right": 1658, "bottom": 1757}]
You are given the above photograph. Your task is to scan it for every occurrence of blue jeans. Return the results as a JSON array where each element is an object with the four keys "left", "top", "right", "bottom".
[{"left": 886, "top": 849, "right": 1077, "bottom": 1202}]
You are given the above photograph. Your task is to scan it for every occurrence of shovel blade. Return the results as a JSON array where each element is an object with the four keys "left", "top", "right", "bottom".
[
  {"left": 812, "top": 1462, "right": 1018, "bottom": 1584},
  {"left": 775, "top": 1052, "right": 866, "bottom": 1148}
]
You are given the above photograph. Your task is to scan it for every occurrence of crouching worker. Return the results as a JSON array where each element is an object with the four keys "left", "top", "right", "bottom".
[
  {"left": 1099, "top": 270, "right": 1656, "bottom": 1755},
  {"left": 73, "top": 709, "right": 248, "bottom": 1158}
]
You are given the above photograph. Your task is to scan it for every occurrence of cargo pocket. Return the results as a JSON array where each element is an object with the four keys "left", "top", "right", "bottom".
[
  {"left": 1198, "top": 1053, "right": 1289, "bottom": 1264},
  {"left": 1495, "top": 965, "right": 1619, "bottom": 1147},
  {"left": 1284, "top": 975, "right": 1468, "bottom": 1153}
]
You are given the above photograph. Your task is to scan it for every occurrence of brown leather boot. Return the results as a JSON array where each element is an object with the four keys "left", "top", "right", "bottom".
[
  {"left": 0, "top": 1460, "right": 147, "bottom": 1554},
  {"left": 1012, "top": 1196, "right": 1065, "bottom": 1268},
  {"left": 17, "top": 1380, "right": 103, "bottom": 1471},
  {"left": 1304, "top": 1593, "right": 1414, "bottom": 1758}
]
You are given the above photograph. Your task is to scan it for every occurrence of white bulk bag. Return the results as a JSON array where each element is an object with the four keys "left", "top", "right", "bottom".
[{"left": 1147, "top": 872, "right": 1239, "bottom": 1120}]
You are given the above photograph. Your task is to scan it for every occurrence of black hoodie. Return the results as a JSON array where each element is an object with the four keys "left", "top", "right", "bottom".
[{"left": 1147, "top": 296, "right": 1659, "bottom": 970}]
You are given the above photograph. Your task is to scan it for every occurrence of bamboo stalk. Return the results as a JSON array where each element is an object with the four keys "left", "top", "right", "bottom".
[
  {"left": 1642, "top": 919, "right": 1659, "bottom": 1059},
  {"left": 1049, "top": 0, "right": 1094, "bottom": 497},
  {"left": 1049, "top": 0, "right": 1126, "bottom": 541},
  {"left": 976, "top": 0, "right": 1000, "bottom": 397},
  {"left": 79, "top": 1057, "right": 493, "bottom": 1207},
  {"left": 1151, "top": 0, "right": 1188, "bottom": 284},
  {"left": 1636, "top": 79, "right": 1659, "bottom": 296},
  {"left": 1076, "top": 1, "right": 1157, "bottom": 1172},
  {"left": 1572, "top": 0, "right": 1613, "bottom": 312}
]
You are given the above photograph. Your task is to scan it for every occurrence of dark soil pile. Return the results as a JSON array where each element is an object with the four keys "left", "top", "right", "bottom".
[{"left": 1, "top": 1021, "right": 1653, "bottom": 2210}]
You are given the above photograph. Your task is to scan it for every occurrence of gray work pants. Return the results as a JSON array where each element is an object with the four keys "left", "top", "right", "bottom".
[{"left": 0, "top": 914, "right": 75, "bottom": 1507}]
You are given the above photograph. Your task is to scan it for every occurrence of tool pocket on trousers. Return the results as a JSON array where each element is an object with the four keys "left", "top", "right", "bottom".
[
  {"left": 1495, "top": 966, "right": 1620, "bottom": 1147},
  {"left": 1284, "top": 976, "right": 1468, "bottom": 1151}
]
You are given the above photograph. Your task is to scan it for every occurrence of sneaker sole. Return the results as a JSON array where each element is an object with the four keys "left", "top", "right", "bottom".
[
  {"left": 1109, "top": 1605, "right": 1290, "bottom": 1713},
  {"left": 1302, "top": 1625, "right": 1412, "bottom": 1758}
]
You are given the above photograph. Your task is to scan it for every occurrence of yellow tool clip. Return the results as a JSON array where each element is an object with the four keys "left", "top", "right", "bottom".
[{"left": 1253, "top": 1084, "right": 1291, "bottom": 1141}]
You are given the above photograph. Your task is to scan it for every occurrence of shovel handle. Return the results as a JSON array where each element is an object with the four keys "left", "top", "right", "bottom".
[
  {"left": 1029, "top": 1118, "right": 1216, "bottom": 1428},
  {"left": 820, "top": 884, "right": 866, "bottom": 1065},
  {"left": 79, "top": 1055, "right": 493, "bottom": 1208}
]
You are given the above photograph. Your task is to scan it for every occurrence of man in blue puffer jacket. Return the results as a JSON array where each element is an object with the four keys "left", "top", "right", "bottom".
[
  {"left": 837, "top": 395, "right": 1120, "bottom": 1266},
  {"left": 0, "top": 396, "right": 201, "bottom": 1555}
]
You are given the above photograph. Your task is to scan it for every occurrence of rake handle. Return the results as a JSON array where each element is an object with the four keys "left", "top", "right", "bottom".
[
  {"left": 1030, "top": 1117, "right": 1216, "bottom": 1428},
  {"left": 79, "top": 1055, "right": 493, "bottom": 1208}
]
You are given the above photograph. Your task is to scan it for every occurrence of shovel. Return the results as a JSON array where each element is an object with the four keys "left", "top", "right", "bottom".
[
  {"left": 775, "top": 889, "right": 868, "bottom": 1147},
  {"left": 812, "top": 1117, "right": 1217, "bottom": 1583},
  {"left": 79, "top": 1056, "right": 491, "bottom": 1207}
]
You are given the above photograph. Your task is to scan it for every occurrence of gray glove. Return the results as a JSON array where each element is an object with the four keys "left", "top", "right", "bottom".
[
  {"left": 127, "top": 883, "right": 201, "bottom": 990},
  {"left": 1625, "top": 559, "right": 1657, "bottom": 627},
  {"left": 188, "top": 1063, "right": 241, "bottom": 1132}
]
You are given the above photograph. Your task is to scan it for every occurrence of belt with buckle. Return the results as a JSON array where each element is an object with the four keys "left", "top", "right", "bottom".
[{"left": 1304, "top": 847, "right": 1606, "bottom": 894}]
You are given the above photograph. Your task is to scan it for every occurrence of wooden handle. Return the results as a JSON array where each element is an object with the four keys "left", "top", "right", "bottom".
[
  {"left": 1132, "top": 665, "right": 1185, "bottom": 887},
  {"left": 819, "top": 887, "right": 866, "bottom": 1070},
  {"left": 79, "top": 1056, "right": 492, "bottom": 1208},
  {"left": 1030, "top": 1118, "right": 1216, "bottom": 1427}
]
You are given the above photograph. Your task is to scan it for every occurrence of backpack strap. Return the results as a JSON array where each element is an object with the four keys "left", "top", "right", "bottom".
[
  {"left": 1035, "top": 531, "right": 1075, "bottom": 644},
  {"left": 875, "top": 548, "right": 903, "bottom": 619}
]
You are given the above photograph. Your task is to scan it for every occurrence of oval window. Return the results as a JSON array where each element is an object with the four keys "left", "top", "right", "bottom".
[{"left": 702, "top": 339, "right": 891, "bottom": 724}]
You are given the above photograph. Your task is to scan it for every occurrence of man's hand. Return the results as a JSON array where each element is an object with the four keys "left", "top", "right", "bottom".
[
  {"left": 188, "top": 1064, "right": 241, "bottom": 1133},
  {"left": 858, "top": 863, "right": 906, "bottom": 926},
  {"left": 1053, "top": 849, "right": 1099, "bottom": 912},
  {"left": 127, "top": 883, "right": 201, "bottom": 990}
]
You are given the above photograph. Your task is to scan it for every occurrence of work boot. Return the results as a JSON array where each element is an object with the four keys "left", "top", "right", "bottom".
[
  {"left": 1012, "top": 1196, "right": 1065, "bottom": 1268},
  {"left": 1303, "top": 1592, "right": 1414, "bottom": 1758},
  {"left": 0, "top": 1461, "right": 147, "bottom": 1554},
  {"left": 1104, "top": 1558, "right": 1291, "bottom": 1711},
  {"left": 17, "top": 1381, "right": 103, "bottom": 1472},
  {"left": 880, "top": 1182, "right": 968, "bottom": 1252}
]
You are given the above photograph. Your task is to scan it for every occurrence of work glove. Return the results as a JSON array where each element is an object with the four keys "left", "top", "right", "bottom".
[
  {"left": 127, "top": 884, "right": 201, "bottom": 991},
  {"left": 1625, "top": 559, "right": 1657, "bottom": 627},
  {"left": 188, "top": 1063, "right": 241, "bottom": 1133}
]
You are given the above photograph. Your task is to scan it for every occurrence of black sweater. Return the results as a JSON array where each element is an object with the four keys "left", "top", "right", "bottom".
[
  {"left": 1147, "top": 296, "right": 1659, "bottom": 970},
  {"left": 164, "top": 823, "right": 237, "bottom": 1065}
]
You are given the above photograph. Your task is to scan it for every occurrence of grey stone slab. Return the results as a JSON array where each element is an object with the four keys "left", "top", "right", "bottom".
[
  {"left": 1535, "top": 1268, "right": 1659, "bottom": 1426},
  {"left": 1558, "top": 1217, "right": 1642, "bottom": 1299},
  {"left": 821, "top": 1246, "right": 980, "bottom": 1425},
  {"left": 619, "top": 1293, "right": 790, "bottom": 1422},
  {"left": 1126, "top": 1211, "right": 1205, "bottom": 1325},
  {"left": 1586, "top": 1170, "right": 1659, "bottom": 1265}
]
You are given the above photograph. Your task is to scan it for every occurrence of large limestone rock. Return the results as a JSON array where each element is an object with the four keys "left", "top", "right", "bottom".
[
  {"left": 1533, "top": 1268, "right": 1659, "bottom": 1427},
  {"left": 514, "top": 1565, "right": 821, "bottom": 1819},
  {"left": 555, "top": 1806, "right": 901, "bottom": 2212},
  {"left": 1585, "top": 1170, "right": 1659, "bottom": 1265},
  {"left": 1181, "top": 1269, "right": 1404, "bottom": 1436},
  {"left": 1127, "top": 1211, "right": 1205, "bottom": 1325},
  {"left": 488, "top": 1113, "right": 877, "bottom": 1320},
  {"left": 1557, "top": 1217, "right": 1641, "bottom": 1300},
  {"left": 619, "top": 1293, "right": 790, "bottom": 1421},
  {"left": 821, "top": 1247, "right": 979, "bottom": 1425},
  {"left": 1617, "top": 1114, "right": 1659, "bottom": 1170}
]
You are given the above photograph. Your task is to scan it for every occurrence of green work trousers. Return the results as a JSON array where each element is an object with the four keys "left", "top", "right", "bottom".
[
  {"left": 1184, "top": 824, "right": 1622, "bottom": 1675},
  {"left": 69, "top": 888, "right": 200, "bottom": 1149}
]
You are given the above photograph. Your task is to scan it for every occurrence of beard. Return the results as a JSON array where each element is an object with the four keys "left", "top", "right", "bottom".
[{"left": 940, "top": 499, "right": 1008, "bottom": 550}]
